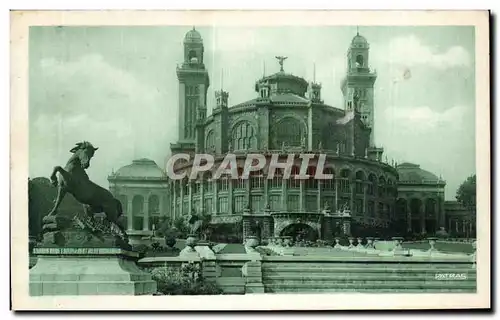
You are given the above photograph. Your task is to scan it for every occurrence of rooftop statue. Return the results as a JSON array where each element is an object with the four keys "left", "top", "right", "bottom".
[{"left": 42, "top": 141, "right": 129, "bottom": 248}]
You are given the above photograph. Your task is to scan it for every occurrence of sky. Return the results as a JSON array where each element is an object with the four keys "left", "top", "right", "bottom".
[{"left": 29, "top": 25, "right": 475, "bottom": 200}]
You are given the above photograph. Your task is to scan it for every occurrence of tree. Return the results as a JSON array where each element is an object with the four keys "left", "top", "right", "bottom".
[{"left": 456, "top": 174, "right": 476, "bottom": 215}]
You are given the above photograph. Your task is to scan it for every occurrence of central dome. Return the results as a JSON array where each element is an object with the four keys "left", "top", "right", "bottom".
[{"left": 255, "top": 71, "right": 309, "bottom": 97}]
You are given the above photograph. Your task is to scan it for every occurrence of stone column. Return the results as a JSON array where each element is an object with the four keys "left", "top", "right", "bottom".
[
  {"left": 350, "top": 180, "right": 355, "bottom": 216},
  {"left": 200, "top": 180, "right": 205, "bottom": 214},
  {"left": 263, "top": 207, "right": 272, "bottom": 239},
  {"left": 143, "top": 195, "right": 150, "bottom": 231},
  {"left": 172, "top": 181, "right": 177, "bottom": 220},
  {"left": 439, "top": 194, "right": 445, "bottom": 227},
  {"left": 363, "top": 183, "right": 367, "bottom": 217},
  {"left": 127, "top": 198, "right": 133, "bottom": 231},
  {"left": 263, "top": 176, "right": 269, "bottom": 209},
  {"left": 406, "top": 201, "right": 411, "bottom": 232},
  {"left": 213, "top": 178, "right": 219, "bottom": 214},
  {"left": 180, "top": 180, "right": 184, "bottom": 216},
  {"left": 246, "top": 176, "right": 251, "bottom": 208},
  {"left": 420, "top": 201, "right": 426, "bottom": 234},
  {"left": 462, "top": 219, "right": 466, "bottom": 234},
  {"left": 228, "top": 179, "right": 234, "bottom": 215},
  {"left": 317, "top": 180, "right": 322, "bottom": 212},
  {"left": 281, "top": 176, "right": 288, "bottom": 212},
  {"left": 242, "top": 208, "right": 252, "bottom": 240},
  {"left": 299, "top": 180, "right": 305, "bottom": 211},
  {"left": 334, "top": 178, "right": 339, "bottom": 212},
  {"left": 322, "top": 207, "right": 333, "bottom": 241},
  {"left": 188, "top": 181, "right": 193, "bottom": 215},
  {"left": 448, "top": 218, "right": 452, "bottom": 235}
]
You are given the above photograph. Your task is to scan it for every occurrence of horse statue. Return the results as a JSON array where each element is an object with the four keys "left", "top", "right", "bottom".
[{"left": 45, "top": 141, "right": 129, "bottom": 245}]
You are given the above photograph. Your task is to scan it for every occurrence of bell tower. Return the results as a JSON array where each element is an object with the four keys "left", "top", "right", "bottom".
[
  {"left": 341, "top": 30, "right": 377, "bottom": 146},
  {"left": 176, "top": 27, "right": 210, "bottom": 144}
]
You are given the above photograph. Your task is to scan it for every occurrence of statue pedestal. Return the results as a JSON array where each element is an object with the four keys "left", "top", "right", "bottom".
[{"left": 29, "top": 247, "right": 157, "bottom": 296}]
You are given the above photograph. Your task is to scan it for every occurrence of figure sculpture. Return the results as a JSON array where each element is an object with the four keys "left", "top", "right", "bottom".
[{"left": 45, "top": 141, "right": 129, "bottom": 245}]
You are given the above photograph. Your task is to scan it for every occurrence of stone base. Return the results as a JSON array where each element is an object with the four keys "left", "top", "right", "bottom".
[{"left": 30, "top": 247, "right": 156, "bottom": 296}]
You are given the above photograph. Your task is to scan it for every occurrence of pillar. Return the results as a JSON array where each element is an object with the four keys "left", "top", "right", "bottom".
[
  {"left": 213, "top": 178, "right": 219, "bottom": 214},
  {"left": 172, "top": 181, "right": 177, "bottom": 220},
  {"left": 281, "top": 175, "right": 288, "bottom": 212},
  {"left": 263, "top": 207, "right": 272, "bottom": 239},
  {"left": 299, "top": 180, "right": 305, "bottom": 211},
  {"left": 406, "top": 201, "right": 411, "bottom": 232},
  {"left": 180, "top": 180, "right": 184, "bottom": 216},
  {"left": 127, "top": 198, "right": 133, "bottom": 231},
  {"left": 228, "top": 179, "right": 234, "bottom": 215},
  {"left": 317, "top": 180, "right": 322, "bottom": 212},
  {"left": 420, "top": 200, "right": 426, "bottom": 234},
  {"left": 363, "top": 183, "right": 367, "bottom": 217},
  {"left": 349, "top": 179, "right": 355, "bottom": 216},
  {"left": 188, "top": 181, "right": 193, "bottom": 215},
  {"left": 334, "top": 178, "right": 339, "bottom": 212},
  {"left": 143, "top": 195, "right": 150, "bottom": 231},
  {"left": 200, "top": 179, "right": 205, "bottom": 214}
]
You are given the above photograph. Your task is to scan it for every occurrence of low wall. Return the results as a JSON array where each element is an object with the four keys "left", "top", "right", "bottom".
[{"left": 138, "top": 242, "right": 476, "bottom": 294}]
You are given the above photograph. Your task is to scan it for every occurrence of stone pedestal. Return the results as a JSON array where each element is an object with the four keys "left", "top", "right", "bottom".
[{"left": 29, "top": 247, "right": 156, "bottom": 296}]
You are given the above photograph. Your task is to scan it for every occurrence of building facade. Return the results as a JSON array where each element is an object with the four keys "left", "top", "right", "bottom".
[{"left": 108, "top": 28, "right": 475, "bottom": 240}]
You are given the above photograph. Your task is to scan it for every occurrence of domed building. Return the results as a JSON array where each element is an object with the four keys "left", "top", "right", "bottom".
[
  {"left": 108, "top": 158, "right": 169, "bottom": 240},
  {"left": 395, "top": 163, "right": 446, "bottom": 235},
  {"left": 108, "top": 28, "right": 474, "bottom": 241},
  {"left": 167, "top": 29, "right": 399, "bottom": 241}
]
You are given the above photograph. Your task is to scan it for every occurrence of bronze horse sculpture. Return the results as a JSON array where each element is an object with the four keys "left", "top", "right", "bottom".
[{"left": 46, "top": 141, "right": 129, "bottom": 244}]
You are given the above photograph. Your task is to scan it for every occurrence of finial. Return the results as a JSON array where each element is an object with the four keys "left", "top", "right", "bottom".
[
  {"left": 313, "top": 62, "right": 316, "bottom": 83},
  {"left": 193, "top": 26, "right": 196, "bottom": 31},
  {"left": 221, "top": 68, "right": 224, "bottom": 91},
  {"left": 356, "top": 26, "right": 359, "bottom": 35},
  {"left": 275, "top": 56, "right": 288, "bottom": 72}
]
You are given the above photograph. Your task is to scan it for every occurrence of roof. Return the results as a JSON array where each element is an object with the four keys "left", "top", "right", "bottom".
[
  {"left": 231, "top": 93, "right": 310, "bottom": 109},
  {"left": 351, "top": 33, "right": 368, "bottom": 47},
  {"left": 396, "top": 162, "right": 443, "bottom": 184},
  {"left": 184, "top": 28, "right": 203, "bottom": 43},
  {"left": 112, "top": 158, "right": 166, "bottom": 179}
]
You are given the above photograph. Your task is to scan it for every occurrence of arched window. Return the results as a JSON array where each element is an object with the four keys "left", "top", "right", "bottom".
[
  {"left": 368, "top": 174, "right": 377, "bottom": 196},
  {"left": 378, "top": 176, "right": 386, "bottom": 197},
  {"left": 250, "top": 170, "right": 264, "bottom": 190},
  {"left": 132, "top": 195, "right": 144, "bottom": 231},
  {"left": 355, "top": 170, "right": 365, "bottom": 194},
  {"left": 355, "top": 54, "right": 364, "bottom": 67},
  {"left": 305, "top": 166, "right": 317, "bottom": 189},
  {"left": 232, "top": 121, "right": 256, "bottom": 151},
  {"left": 339, "top": 169, "right": 351, "bottom": 194},
  {"left": 205, "top": 130, "right": 215, "bottom": 152},
  {"left": 287, "top": 166, "right": 301, "bottom": 189},
  {"left": 323, "top": 168, "right": 335, "bottom": 190},
  {"left": 234, "top": 167, "right": 246, "bottom": 190},
  {"left": 269, "top": 168, "right": 283, "bottom": 189},
  {"left": 203, "top": 171, "right": 213, "bottom": 192},
  {"left": 148, "top": 195, "right": 160, "bottom": 215},
  {"left": 275, "top": 117, "right": 305, "bottom": 148},
  {"left": 132, "top": 195, "right": 144, "bottom": 216}
]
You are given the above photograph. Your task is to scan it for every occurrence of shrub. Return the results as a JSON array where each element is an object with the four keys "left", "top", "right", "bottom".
[{"left": 151, "top": 264, "right": 223, "bottom": 295}]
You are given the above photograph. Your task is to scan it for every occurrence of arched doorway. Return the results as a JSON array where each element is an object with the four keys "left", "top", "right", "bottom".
[{"left": 280, "top": 223, "right": 318, "bottom": 242}]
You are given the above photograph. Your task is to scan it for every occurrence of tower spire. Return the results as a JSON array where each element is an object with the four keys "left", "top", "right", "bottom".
[
  {"left": 313, "top": 62, "right": 316, "bottom": 83},
  {"left": 221, "top": 68, "right": 224, "bottom": 91}
]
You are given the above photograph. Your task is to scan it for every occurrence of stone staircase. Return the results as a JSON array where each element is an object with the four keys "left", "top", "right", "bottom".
[{"left": 262, "top": 261, "right": 476, "bottom": 293}]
